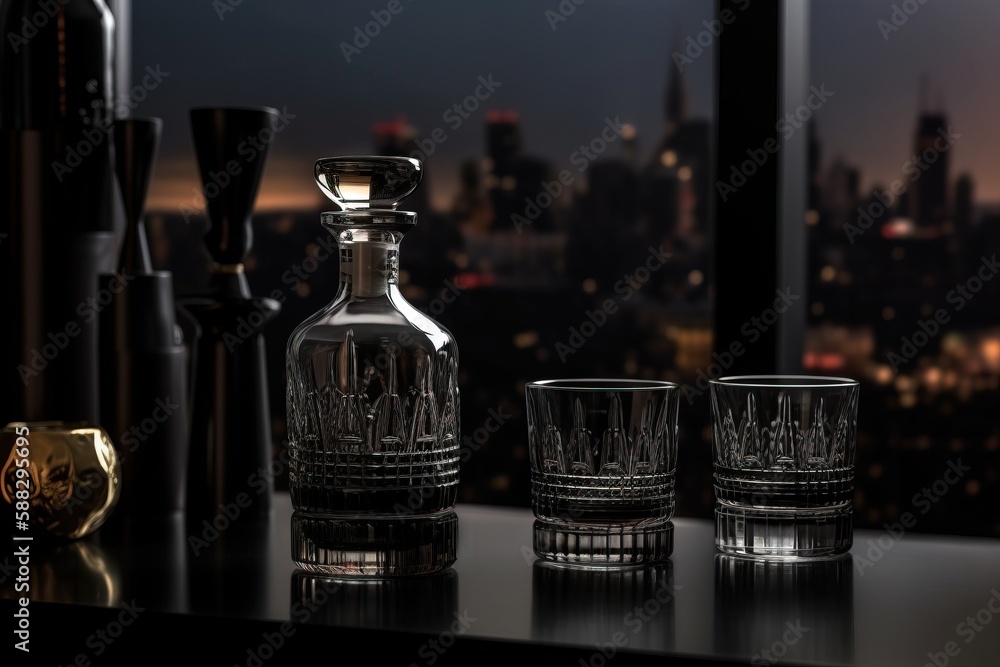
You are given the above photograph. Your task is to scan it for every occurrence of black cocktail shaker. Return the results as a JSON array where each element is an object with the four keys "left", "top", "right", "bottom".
[{"left": 99, "top": 118, "right": 191, "bottom": 518}]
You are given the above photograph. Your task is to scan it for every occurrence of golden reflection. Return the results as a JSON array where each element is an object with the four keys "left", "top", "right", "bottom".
[{"left": 1, "top": 423, "right": 121, "bottom": 539}]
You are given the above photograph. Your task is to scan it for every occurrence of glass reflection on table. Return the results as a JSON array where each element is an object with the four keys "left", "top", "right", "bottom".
[
  {"left": 531, "top": 557, "right": 676, "bottom": 653},
  {"left": 714, "top": 554, "right": 854, "bottom": 664},
  {"left": 184, "top": 514, "right": 271, "bottom": 618},
  {"left": 291, "top": 569, "right": 459, "bottom": 633}
]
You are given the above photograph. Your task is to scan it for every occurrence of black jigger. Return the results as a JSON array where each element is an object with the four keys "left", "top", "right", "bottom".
[
  {"left": 181, "top": 107, "right": 281, "bottom": 522},
  {"left": 99, "top": 118, "right": 191, "bottom": 518}
]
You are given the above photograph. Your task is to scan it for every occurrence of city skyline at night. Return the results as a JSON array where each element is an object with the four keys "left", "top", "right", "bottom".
[
  {"left": 130, "top": 1, "right": 997, "bottom": 536},
  {"left": 139, "top": 1, "right": 1000, "bottom": 216}
]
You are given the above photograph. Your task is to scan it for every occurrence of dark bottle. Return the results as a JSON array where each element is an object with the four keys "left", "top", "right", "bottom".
[
  {"left": 0, "top": 0, "right": 117, "bottom": 234},
  {"left": 181, "top": 107, "right": 281, "bottom": 522},
  {"left": 0, "top": 0, "right": 118, "bottom": 425}
]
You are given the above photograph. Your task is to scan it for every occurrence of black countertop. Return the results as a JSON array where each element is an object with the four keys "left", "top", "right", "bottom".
[{"left": 4, "top": 494, "right": 999, "bottom": 665}]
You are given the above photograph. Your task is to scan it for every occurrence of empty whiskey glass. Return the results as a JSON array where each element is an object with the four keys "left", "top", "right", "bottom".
[
  {"left": 526, "top": 379, "right": 679, "bottom": 566},
  {"left": 710, "top": 375, "right": 860, "bottom": 559}
]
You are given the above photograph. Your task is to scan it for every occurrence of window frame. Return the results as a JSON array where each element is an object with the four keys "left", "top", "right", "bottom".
[{"left": 713, "top": 0, "right": 808, "bottom": 374}]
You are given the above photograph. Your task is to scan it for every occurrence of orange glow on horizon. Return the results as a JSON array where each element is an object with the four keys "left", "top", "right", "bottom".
[
  {"left": 145, "top": 157, "right": 325, "bottom": 215},
  {"left": 146, "top": 177, "right": 324, "bottom": 214},
  {"left": 146, "top": 187, "right": 324, "bottom": 214},
  {"left": 145, "top": 156, "right": 456, "bottom": 216}
]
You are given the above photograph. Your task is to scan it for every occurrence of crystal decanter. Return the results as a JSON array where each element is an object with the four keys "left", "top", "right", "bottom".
[{"left": 287, "top": 156, "right": 460, "bottom": 575}]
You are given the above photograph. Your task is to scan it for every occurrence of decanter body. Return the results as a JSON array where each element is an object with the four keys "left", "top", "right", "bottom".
[{"left": 287, "top": 157, "right": 459, "bottom": 575}]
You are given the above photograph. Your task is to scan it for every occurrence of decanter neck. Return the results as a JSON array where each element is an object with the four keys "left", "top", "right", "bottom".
[
  {"left": 323, "top": 210, "right": 415, "bottom": 299},
  {"left": 340, "top": 238, "right": 399, "bottom": 297}
]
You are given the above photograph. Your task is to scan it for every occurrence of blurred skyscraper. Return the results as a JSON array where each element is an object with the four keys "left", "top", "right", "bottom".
[
  {"left": 484, "top": 110, "right": 556, "bottom": 233},
  {"left": 645, "top": 60, "right": 711, "bottom": 240},
  {"left": 912, "top": 84, "right": 950, "bottom": 228}
]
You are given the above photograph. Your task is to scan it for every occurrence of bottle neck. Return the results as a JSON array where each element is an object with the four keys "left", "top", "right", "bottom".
[
  {"left": 340, "top": 240, "right": 400, "bottom": 297},
  {"left": 323, "top": 209, "right": 415, "bottom": 299}
]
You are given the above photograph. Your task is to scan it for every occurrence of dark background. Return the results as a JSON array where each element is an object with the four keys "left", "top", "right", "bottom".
[{"left": 131, "top": 0, "right": 998, "bottom": 537}]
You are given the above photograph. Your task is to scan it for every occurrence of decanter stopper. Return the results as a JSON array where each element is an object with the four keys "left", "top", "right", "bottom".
[{"left": 314, "top": 156, "right": 422, "bottom": 210}]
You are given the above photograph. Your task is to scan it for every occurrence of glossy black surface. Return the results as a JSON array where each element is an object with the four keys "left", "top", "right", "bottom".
[{"left": 8, "top": 494, "right": 999, "bottom": 666}]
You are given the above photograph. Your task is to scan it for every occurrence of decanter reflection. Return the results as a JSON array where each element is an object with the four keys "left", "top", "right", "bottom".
[{"left": 287, "top": 157, "right": 459, "bottom": 575}]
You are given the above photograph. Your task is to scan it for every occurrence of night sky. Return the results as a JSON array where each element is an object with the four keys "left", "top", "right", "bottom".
[
  {"left": 133, "top": 0, "right": 1000, "bottom": 212},
  {"left": 810, "top": 0, "right": 1000, "bottom": 205},
  {"left": 132, "top": 0, "right": 715, "bottom": 212}
]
